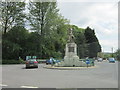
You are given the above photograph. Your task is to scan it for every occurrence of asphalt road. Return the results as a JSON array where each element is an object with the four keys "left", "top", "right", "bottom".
[{"left": 1, "top": 60, "right": 118, "bottom": 88}]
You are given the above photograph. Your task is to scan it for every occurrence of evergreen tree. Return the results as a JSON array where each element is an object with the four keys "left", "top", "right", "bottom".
[{"left": 84, "top": 26, "right": 101, "bottom": 58}]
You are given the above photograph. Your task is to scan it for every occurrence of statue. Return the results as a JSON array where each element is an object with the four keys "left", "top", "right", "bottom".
[{"left": 68, "top": 28, "right": 74, "bottom": 43}]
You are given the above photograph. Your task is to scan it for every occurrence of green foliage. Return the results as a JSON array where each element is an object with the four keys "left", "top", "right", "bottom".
[
  {"left": 115, "top": 49, "right": 120, "bottom": 61},
  {"left": 2, "top": 25, "right": 101, "bottom": 61},
  {"left": 88, "top": 42, "right": 101, "bottom": 57},
  {"left": 2, "top": 24, "right": 67, "bottom": 60},
  {"left": 25, "top": 32, "right": 42, "bottom": 57},
  {"left": 2, "top": 26, "right": 29, "bottom": 60},
  {"left": 84, "top": 27, "right": 98, "bottom": 43},
  {"left": 2, "top": 39, "right": 21, "bottom": 60},
  {"left": 72, "top": 25, "right": 87, "bottom": 58},
  {"left": 84, "top": 27, "right": 101, "bottom": 58},
  {"left": 28, "top": 1, "right": 69, "bottom": 58},
  {"left": 51, "top": 24, "right": 102, "bottom": 59},
  {"left": 104, "top": 53, "right": 111, "bottom": 58},
  {"left": 2, "top": 2, "right": 101, "bottom": 63},
  {"left": 71, "top": 25, "right": 101, "bottom": 58},
  {"left": 2, "top": 59, "right": 25, "bottom": 64},
  {"left": 0, "top": 60, "right": 2, "bottom": 64},
  {"left": 19, "top": 58, "right": 25, "bottom": 64},
  {"left": 1, "top": 2, "right": 26, "bottom": 34}
]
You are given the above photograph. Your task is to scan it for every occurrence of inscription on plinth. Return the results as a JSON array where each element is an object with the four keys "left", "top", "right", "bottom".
[{"left": 68, "top": 47, "right": 74, "bottom": 52}]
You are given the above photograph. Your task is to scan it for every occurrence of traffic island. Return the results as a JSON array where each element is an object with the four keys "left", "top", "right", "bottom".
[{"left": 43, "top": 65, "right": 97, "bottom": 70}]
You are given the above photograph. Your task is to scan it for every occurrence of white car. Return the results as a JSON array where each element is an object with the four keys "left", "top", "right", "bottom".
[{"left": 97, "top": 58, "right": 103, "bottom": 62}]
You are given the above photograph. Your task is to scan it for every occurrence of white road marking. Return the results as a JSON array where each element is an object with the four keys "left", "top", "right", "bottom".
[
  {"left": 0, "top": 84, "right": 8, "bottom": 87},
  {"left": 21, "top": 86, "right": 38, "bottom": 88}
]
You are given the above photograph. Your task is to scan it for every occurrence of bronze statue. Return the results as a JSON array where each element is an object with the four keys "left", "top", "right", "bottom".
[{"left": 68, "top": 28, "right": 74, "bottom": 43}]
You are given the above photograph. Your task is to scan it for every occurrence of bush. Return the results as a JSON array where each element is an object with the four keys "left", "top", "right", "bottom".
[
  {"left": 19, "top": 58, "right": 25, "bottom": 64},
  {"left": 2, "top": 59, "right": 25, "bottom": 64},
  {"left": 53, "top": 52, "right": 62, "bottom": 59},
  {"left": 0, "top": 60, "right": 2, "bottom": 64}
]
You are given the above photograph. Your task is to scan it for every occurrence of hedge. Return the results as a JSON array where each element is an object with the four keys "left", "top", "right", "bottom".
[{"left": 2, "top": 59, "right": 25, "bottom": 64}]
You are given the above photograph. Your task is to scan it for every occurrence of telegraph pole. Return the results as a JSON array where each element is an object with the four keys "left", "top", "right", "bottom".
[{"left": 111, "top": 47, "right": 113, "bottom": 57}]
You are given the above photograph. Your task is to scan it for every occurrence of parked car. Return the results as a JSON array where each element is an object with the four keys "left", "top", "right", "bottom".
[
  {"left": 103, "top": 58, "right": 107, "bottom": 61},
  {"left": 46, "top": 58, "right": 61, "bottom": 65},
  {"left": 26, "top": 59, "right": 38, "bottom": 68},
  {"left": 97, "top": 58, "right": 103, "bottom": 62},
  {"left": 86, "top": 60, "right": 90, "bottom": 64},
  {"left": 108, "top": 58, "right": 115, "bottom": 63},
  {"left": 46, "top": 59, "right": 51, "bottom": 65}
]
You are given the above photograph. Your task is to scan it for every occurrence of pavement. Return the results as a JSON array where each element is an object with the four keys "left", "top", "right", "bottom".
[{"left": 1, "top": 60, "right": 118, "bottom": 88}]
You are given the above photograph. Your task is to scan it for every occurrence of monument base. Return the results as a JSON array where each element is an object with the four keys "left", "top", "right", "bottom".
[
  {"left": 54, "top": 43, "right": 90, "bottom": 67},
  {"left": 44, "top": 65, "right": 96, "bottom": 70},
  {"left": 54, "top": 60, "right": 90, "bottom": 67}
]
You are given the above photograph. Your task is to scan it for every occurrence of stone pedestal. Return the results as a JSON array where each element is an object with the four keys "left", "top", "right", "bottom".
[{"left": 55, "top": 42, "right": 87, "bottom": 67}]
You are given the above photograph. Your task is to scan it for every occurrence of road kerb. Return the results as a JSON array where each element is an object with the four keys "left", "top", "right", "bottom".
[
  {"left": 21, "top": 85, "right": 38, "bottom": 88},
  {"left": 0, "top": 84, "right": 8, "bottom": 87},
  {"left": 44, "top": 65, "right": 98, "bottom": 70}
]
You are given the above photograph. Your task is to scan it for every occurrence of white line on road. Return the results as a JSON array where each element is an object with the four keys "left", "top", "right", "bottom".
[
  {"left": 21, "top": 86, "right": 38, "bottom": 88},
  {"left": 0, "top": 84, "right": 8, "bottom": 87}
]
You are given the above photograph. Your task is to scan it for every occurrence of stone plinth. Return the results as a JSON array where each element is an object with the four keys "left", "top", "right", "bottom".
[{"left": 55, "top": 42, "right": 87, "bottom": 67}]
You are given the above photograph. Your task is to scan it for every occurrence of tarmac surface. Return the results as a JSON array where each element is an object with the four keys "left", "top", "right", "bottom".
[{"left": 1, "top": 60, "right": 118, "bottom": 88}]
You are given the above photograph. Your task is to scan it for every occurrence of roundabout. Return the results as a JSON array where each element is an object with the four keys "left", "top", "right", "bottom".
[
  {"left": 44, "top": 28, "right": 95, "bottom": 68},
  {"left": 43, "top": 65, "right": 97, "bottom": 70}
]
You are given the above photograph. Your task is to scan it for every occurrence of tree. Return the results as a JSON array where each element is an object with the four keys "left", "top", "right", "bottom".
[
  {"left": 2, "top": 39, "right": 21, "bottom": 60},
  {"left": 28, "top": 1, "right": 69, "bottom": 58},
  {"left": 1, "top": 2, "right": 25, "bottom": 34},
  {"left": 28, "top": 1, "right": 59, "bottom": 33},
  {"left": 25, "top": 32, "right": 41, "bottom": 58},
  {"left": 84, "top": 26, "right": 101, "bottom": 58},
  {"left": 84, "top": 27, "right": 98, "bottom": 43},
  {"left": 72, "top": 25, "right": 87, "bottom": 58},
  {"left": 2, "top": 26, "right": 29, "bottom": 60},
  {"left": 115, "top": 49, "right": 120, "bottom": 61},
  {"left": 28, "top": 2, "right": 56, "bottom": 57}
]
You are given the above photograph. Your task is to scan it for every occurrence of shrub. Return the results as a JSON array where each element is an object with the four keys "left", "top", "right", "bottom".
[{"left": 2, "top": 59, "right": 25, "bottom": 64}]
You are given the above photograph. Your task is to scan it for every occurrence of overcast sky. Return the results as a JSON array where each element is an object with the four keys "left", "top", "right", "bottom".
[{"left": 57, "top": 0, "right": 119, "bottom": 53}]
